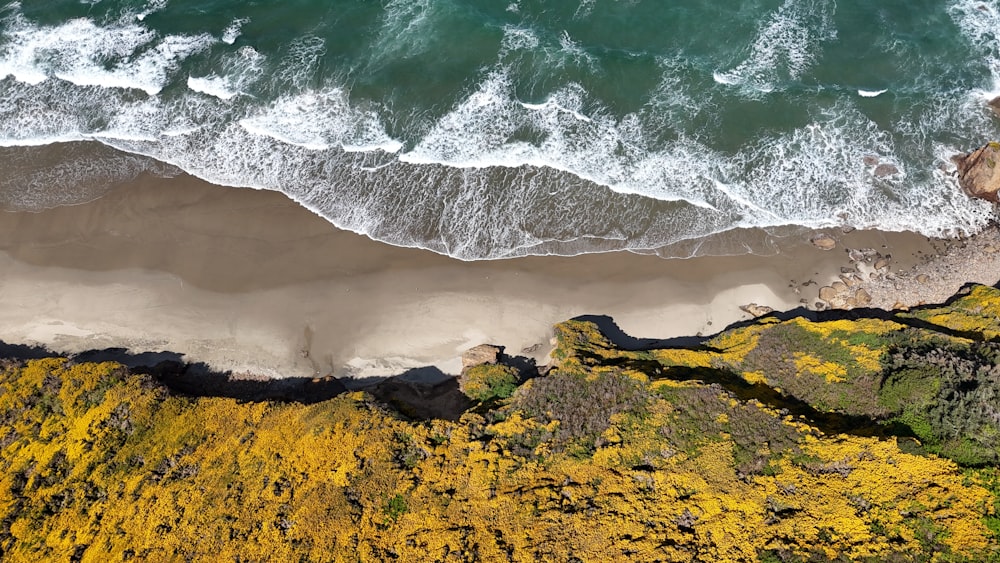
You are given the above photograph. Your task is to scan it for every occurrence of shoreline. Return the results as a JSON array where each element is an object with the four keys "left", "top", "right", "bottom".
[{"left": 0, "top": 172, "right": 992, "bottom": 381}]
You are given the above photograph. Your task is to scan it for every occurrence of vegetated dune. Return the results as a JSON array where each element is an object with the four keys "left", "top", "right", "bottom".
[{"left": 4, "top": 286, "right": 1000, "bottom": 561}]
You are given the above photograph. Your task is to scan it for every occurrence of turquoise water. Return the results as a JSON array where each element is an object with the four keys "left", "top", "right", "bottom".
[{"left": 0, "top": 0, "right": 999, "bottom": 258}]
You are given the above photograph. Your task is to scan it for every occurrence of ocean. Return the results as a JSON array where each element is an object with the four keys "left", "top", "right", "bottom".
[{"left": 0, "top": 0, "right": 998, "bottom": 259}]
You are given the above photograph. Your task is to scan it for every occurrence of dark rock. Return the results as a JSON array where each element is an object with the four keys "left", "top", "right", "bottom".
[
  {"left": 370, "top": 374, "right": 472, "bottom": 421},
  {"left": 873, "top": 163, "right": 900, "bottom": 178},
  {"left": 953, "top": 142, "right": 1000, "bottom": 202}
]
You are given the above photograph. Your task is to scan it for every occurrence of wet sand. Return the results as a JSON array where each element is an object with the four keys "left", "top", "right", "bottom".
[{"left": 0, "top": 173, "right": 947, "bottom": 380}]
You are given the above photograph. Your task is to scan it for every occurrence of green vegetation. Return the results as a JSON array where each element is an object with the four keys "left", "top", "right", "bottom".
[{"left": 462, "top": 363, "right": 518, "bottom": 402}]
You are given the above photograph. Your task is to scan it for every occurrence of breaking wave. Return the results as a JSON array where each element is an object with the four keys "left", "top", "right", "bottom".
[{"left": 0, "top": 0, "right": 997, "bottom": 259}]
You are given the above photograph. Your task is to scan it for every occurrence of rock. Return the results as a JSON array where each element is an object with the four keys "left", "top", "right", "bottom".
[
  {"left": 818, "top": 286, "right": 838, "bottom": 302},
  {"left": 862, "top": 155, "right": 879, "bottom": 167},
  {"left": 917, "top": 274, "right": 930, "bottom": 284},
  {"left": 840, "top": 266, "right": 856, "bottom": 274},
  {"left": 873, "top": 163, "right": 900, "bottom": 178},
  {"left": 874, "top": 256, "right": 891, "bottom": 271},
  {"left": 831, "top": 281, "right": 848, "bottom": 293},
  {"left": 814, "top": 301, "right": 828, "bottom": 311},
  {"left": 953, "top": 142, "right": 1000, "bottom": 202},
  {"left": 854, "top": 288, "right": 872, "bottom": 306},
  {"left": 839, "top": 274, "right": 857, "bottom": 288},
  {"left": 892, "top": 301, "right": 908, "bottom": 311},
  {"left": 461, "top": 344, "right": 502, "bottom": 370},
  {"left": 847, "top": 249, "right": 865, "bottom": 263},
  {"left": 985, "top": 245, "right": 998, "bottom": 254},
  {"left": 740, "top": 303, "right": 774, "bottom": 318},
  {"left": 989, "top": 96, "right": 1000, "bottom": 119},
  {"left": 810, "top": 233, "right": 837, "bottom": 251}
]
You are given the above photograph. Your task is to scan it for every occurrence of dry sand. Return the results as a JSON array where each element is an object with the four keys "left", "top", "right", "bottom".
[{"left": 0, "top": 173, "right": 974, "bottom": 381}]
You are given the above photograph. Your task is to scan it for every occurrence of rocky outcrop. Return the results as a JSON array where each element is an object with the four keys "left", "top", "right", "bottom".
[
  {"left": 461, "top": 344, "right": 502, "bottom": 370},
  {"left": 459, "top": 344, "right": 503, "bottom": 392},
  {"left": 953, "top": 142, "right": 1000, "bottom": 203}
]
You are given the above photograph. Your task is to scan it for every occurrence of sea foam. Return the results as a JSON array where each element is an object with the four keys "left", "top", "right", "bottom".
[
  {"left": 713, "top": 0, "right": 835, "bottom": 94},
  {"left": 0, "top": 0, "right": 995, "bottom": 260},
  {"left": 187, "top": 75, "right": 238, "bottom": 101},
  {"left": 858, "top": 89, "right": 887, "bottom": 97}
]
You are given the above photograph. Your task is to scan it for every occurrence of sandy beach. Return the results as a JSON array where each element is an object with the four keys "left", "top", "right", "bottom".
[{"left": 0, "top": 172, "right": 992, "bottom": 381}]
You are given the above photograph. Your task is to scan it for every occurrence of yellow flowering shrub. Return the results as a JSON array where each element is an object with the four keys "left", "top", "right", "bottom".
[{"left": 3, "top": 288, "right": 1000, "bottom": 562}]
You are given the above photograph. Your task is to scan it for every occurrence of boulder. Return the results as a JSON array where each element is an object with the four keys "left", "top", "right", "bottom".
[
  {"left": 854, "top": 288, "right": 872, "bottom": 307},
  {"left": 989, "top": 96, "right": 1000, "bottom": 119},
  {"left": 461, "top": 344, "right": 502, "bottom": 370},
  {"left": 873, "top": 163, "right": 900, "bottom": 178},
  {"left": 953, "top": 142, "right": 1000, "bottom": 203},
  {"left": 810, "top": 233, "right": 837, "bottom": 251},
  {"left": 740, "top": 303, "right": 774, "bottom": 318},
  {"left": 818, "top": 286, "right": 839, "bottom": 302}
]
